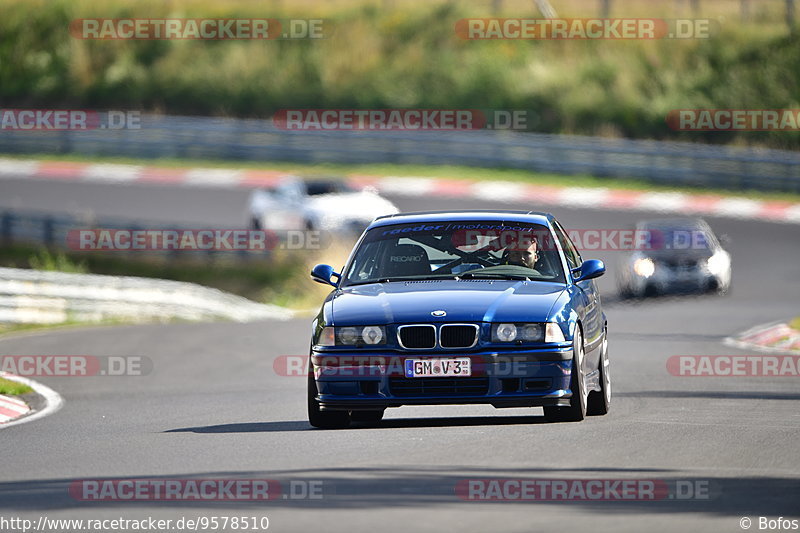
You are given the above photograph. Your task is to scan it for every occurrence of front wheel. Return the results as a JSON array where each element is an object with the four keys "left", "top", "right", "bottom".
[
  {"left": 543, "top": 327, "right": 587, "bottom": 423},
  {"left": 587, "top": 331, "right": 611, "bottom": 416},
  {"left": 307, "top": 374, "right": 351, "bottom": 429}
]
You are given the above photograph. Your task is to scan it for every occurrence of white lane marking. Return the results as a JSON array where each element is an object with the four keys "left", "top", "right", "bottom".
[
  {"left": 82, "top": 164, "right": 143, "bottom": 183},
  {"left": 0, "top": 395, "right": 30, "bottom": 422},
  {"left": 184, "top": 168, "right": 245, "bottom": 187},
  {"left": 375, "top": 177, "right": 437, "bottom": 196},
  {"left": 0, "top": 395, "right": 29, "bottom": 409},
  {"left": 712, "top": 197, "right": 763, "bottom": 219},
  {"left": 470, "top": 181, "right": 529, "bottom": 202},
  {"left": 0, "top": 158, "right": 39, "bottom": 178},
  {"left": 558, "top": 187, "right": 610, "bottom": 207},
  {"left": 0, "top": 372, "right": 64, "bottom": 429},
  {"left": 782, "top": 204, "right": 800, "bottom": 223},
  {"left": 636, "top": 192, "right": 689, "bottom": 213},
  {"left": 6, "top": 159, "right": 800, "bottom": 224}
]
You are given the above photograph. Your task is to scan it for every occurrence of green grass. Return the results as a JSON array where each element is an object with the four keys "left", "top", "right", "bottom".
[
  {"left": 28, "top": 249, "right": 88, "bottom": 273},
  {"left": 0, "top": 377, "right": 33, "bottom": 396},
  {"left": 1, "top": 0, "right": 798, "bottom": 149},
  {"left": 790, "top": 317, "right": 800, "bottom": 331},
  {"left": 5, "top": 152, "right": 800, "bottom": 202}
]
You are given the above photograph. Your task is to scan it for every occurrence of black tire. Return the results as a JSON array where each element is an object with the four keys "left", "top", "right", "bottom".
[
  {"left": 617, "top": 282, "right": 632, "bottom": 299},
  {"left": 587, "top": 330, "right": 611, "bottom": 416},
  {"left": 350, "top": 410, "right": 385, "bottom": 424},
  {"left": 307, "top": 374, "right": 351, "bottom": 429},
  {"left": 543, "top": 327, "right": 587, "bottom": 423}
]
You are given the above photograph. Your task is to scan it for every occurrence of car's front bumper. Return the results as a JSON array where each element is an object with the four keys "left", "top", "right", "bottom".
[
  {"left": 311, "top": 346, "right": 575, "bottom": 411},
  {"left": 629, "top": 267, "right": 728, "bottom": 295}
]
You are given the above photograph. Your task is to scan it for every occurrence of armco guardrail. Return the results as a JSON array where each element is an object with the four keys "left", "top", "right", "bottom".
[
  {"left": 0, "top": 267, "right": 292, "bottom": 324},
  {"left": 0, "top": 210, "right": 273, "bottom": 262},
  {"left": 1, "top": 115, "right": 799, "bottom": 192}
]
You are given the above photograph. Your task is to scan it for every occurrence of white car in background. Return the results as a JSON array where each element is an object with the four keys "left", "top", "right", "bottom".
[
  {"left": 247, "top": 177, "right": 399, "bottom": 234},
  {"left": 617, "top": 217, "right": 731, "bottom": 298}
]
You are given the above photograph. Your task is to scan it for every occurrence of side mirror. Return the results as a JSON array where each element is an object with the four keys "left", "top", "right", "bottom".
[
  {"left": 573, "top": 259, "right": 605, "bottom": 282},
  {"left": 311, "top": 264, "right": 340, "bottom": 287}
]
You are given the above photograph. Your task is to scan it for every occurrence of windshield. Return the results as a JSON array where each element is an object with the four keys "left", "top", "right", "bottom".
[
  {"left": 306, "top": 180, "right": 356, "bottom": 196},
  {"left": 643, "top": 225, "right": 716, "bottom": 254},
  {"left": 342, "top": 220, "right": 566, "bottom": 286}
]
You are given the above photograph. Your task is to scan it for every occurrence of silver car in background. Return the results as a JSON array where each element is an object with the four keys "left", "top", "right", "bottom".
[
  {"left": 248, "top": 176, "right": 399, "bottom": 234},
  {"left": 617, "top": 218, "right": 731, "bottom": 298}
]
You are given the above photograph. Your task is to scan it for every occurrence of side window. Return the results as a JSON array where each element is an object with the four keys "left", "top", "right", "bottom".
[
  {"left": 553, "top": 223, "right": 581, "bottom": 271},
  {"left": 346, "top": 241, "right": 381, "bottom": 281}
]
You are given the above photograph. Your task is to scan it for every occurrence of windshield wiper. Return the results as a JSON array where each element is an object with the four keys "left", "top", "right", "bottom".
[
  {"left": 346, "top": 278, "right": 397, "bottom": 286},
  {"left": 458, "top": 272, "right": 530, "bottom": 281},
  {"left": 347, "top": 275, "right": 462, "bottom": 286}
]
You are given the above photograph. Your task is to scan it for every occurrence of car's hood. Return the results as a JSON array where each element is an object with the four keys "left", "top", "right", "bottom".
[{"left": 329, "top": 280, "right": 566, "bottom": 324}]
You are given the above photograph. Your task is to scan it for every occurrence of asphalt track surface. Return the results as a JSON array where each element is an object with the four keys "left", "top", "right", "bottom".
[{"left": 0, "top": 176, "right": 799, "bottom": 533}]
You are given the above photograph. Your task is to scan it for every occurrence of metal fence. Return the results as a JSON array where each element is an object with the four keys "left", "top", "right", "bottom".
[
  {"left": 0, "top": 210, "right": 274, "bottom": 263},
  {"left": 0, "top": 266, "right": 292, "bottom": 324},
  {"left": 1, "top": 114, "right": 799, "bottom": 192}
]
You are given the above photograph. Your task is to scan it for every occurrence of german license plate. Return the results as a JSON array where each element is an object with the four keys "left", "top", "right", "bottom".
[{"left": 404, "top": 358, "right": 471, "bottom": 378}]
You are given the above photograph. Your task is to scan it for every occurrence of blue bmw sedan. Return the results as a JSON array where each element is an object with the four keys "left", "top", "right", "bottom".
[{"left": 307, "top": 211, "right": 610, "bottom": 428}]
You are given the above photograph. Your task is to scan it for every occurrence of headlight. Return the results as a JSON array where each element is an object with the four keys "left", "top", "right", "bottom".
[
  {"left": 492, "top": 323, "right": 544, "bottom": 343},
  {"left": 318, "top": 326, "right": 388, "bottom": 346},
  {"left": 545, "top": 323, "right": 566, "bottom": 343},
  {"left": 494, "top": 323, "right": 517, "bottom": 342},
  {"left": 633, "top": 257, "right": 655, "bottom": 278},
  {"left": 361, "top": 326, "right": 385, "bottom": 345},
  {"left": 706, "top": 251, "right": 730, "bottom": 276},
  {"left": 339, "top": 327, "right": 359, "bottom": 344},
  {"left": 519, "top": 324, "right": 543, "bottom": 340}
]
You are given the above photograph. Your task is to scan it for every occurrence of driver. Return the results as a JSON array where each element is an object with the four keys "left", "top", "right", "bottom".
[{"left": 503, "top": 238, "right": 539, "bottom": 269}]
